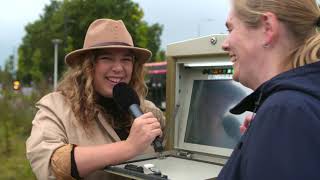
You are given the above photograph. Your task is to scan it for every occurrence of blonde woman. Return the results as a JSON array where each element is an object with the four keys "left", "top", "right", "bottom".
[
  {"left": 26, "top": 19, "right": 165, "bottom": 180},
  {"left": 219, "top": 0, "right": 320, "bottom": 179}
]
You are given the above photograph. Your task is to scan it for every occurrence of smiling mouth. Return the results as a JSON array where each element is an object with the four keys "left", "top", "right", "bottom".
[
  {"left": 106, "top": 77, "right": 122, "bottom": 84},
  {"left": 230, "top": 55, "right": 237, "bottom": 63}
]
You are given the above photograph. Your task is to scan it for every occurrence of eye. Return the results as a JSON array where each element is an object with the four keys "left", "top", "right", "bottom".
[
  {"left": 227, "top": 28, "right": 233, "bottom": 33},
  {"left": 122, "top": 56, "right": 134, "bottom": 62},
  {"left": 98, "top": 55, "right": 113, "bottom": 61}
]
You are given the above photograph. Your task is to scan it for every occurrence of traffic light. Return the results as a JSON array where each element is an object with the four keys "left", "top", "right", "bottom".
[{"left": 13, "top": 80, "right": 21, "bottom": 91}]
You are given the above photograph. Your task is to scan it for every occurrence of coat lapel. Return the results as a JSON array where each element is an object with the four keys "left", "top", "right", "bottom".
[{"left": 97, "top": 113, "right": 121, "bottom": 142}]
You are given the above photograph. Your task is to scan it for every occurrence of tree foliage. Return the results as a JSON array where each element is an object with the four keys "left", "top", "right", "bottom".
[
  {"left": 0, "top": 55, "right": 15, "bottom": 91},
  {"left": 17, "top": 0, "right": 163, "bottom": 85}
]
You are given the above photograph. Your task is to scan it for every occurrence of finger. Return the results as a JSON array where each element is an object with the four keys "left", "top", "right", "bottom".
[
  {"left": 134, "top": 117, "right": 157, "bottom": 126},
  {"left": 245, "top": 113, "right": 253, "bottom": 120},
  {"left": 244, "top": 114, "right": 252, "bottom": 127},
  {"left": 143, "top": 117, "right": 159, "bottom": 124},
  {"left": 243, "top": 119, "right": 250, "bottom": 127},
  {"left": 139, "top": 112, "right": 155, "bottom": 119},
  {"left": 240, "top": 125, "right": 246, "bottom": 134},
  {"left": 244, "top": 114, "right": 252, "bottom": 121},
  {"left": 151, "top": 129, "right": 162, "bottom": 138},
  {"left": 150, "top": 122, "right": 161, "bottom": 130},
  {"left": 244, "top": 114, "right": 251, "bottom": 121}
]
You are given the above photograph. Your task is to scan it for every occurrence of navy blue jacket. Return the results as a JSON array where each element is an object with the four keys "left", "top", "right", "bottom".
[{"left": 218, "top": 61, "right": 320, "bottom": 180}]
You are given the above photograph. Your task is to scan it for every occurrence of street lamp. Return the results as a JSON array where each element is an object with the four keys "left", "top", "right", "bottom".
[
  {"left": 197, "top": 18, "right": 215, "bottom": 37},
  {"left": 52, "top": 39, "right": 62, "bottom": 90}
]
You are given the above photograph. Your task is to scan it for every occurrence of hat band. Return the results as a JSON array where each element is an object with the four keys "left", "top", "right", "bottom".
[{"left": 90, "top": 42, "right": 132, "bottom": 48}]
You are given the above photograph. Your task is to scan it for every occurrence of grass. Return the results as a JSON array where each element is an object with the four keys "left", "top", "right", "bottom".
[
  {"left": 0, "top": 133, "right": 35, "bottom": 180},
  {"left": 0, "top": 91, "right": 39, "bottom": 180}
]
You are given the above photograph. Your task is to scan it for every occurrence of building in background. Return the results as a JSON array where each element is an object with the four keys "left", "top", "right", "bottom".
[{"left": 144, "top": 61, "right": 167, "bottom": 110}]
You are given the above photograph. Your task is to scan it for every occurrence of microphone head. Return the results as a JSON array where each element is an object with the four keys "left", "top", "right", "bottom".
[{"left": 113, "top": 82, "right": 140, "bottom": 111}]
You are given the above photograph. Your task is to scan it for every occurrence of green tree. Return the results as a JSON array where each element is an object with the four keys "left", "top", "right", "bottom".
[
  {"left": 4, "top": 55, "right": 15, "bottom": 75},
  {"left": 17, "top": 0, "right": 163, "bottom": 85},
  {"left": 0, "top": 55, "right": 15, "bottom": 91},
  {"left": 146, "top": 23, "right": 163, "bottom": 60},
  {"left": 30, "top": 49, "right": 43, "bottom": 83},
  {"left": 155, "top": 50, "right": 166, "bottom": 61}
]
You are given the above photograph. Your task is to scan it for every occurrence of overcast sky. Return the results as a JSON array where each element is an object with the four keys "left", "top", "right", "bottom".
[{"left": 0, "top": 0, "right": 230, "bottom": 68}]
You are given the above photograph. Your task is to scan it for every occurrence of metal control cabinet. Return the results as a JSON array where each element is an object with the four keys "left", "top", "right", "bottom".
[{"left": 104, "top": 35, "right": 251, "bottom": 180}]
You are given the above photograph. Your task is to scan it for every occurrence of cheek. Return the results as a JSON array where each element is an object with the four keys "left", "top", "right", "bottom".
[
  {"left": 93, "top": 63, "right": 104, "bottom": 77},
  {"left": 93, "top": 68, "right": 103, "bottom": 84},
  {"left": 232, "top": 63, "right": 240, "bottom": 82},
  {"left": 228, "top": 32, "right": 239, "bottom": 45},
  {"left": 93, "top": 75, "right": 102, "bottom": 92},
  {"left": 93, "top": 69, "right": 107, "bottom": 94},
  {"left": 126, "top": 65, "right": 134, "bottom": 81}
]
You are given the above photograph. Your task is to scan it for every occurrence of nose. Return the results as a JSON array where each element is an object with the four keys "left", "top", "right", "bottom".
[
  {"left": 222, "top": 37, "right": 230, "bottom": 52},
  {"left": 112, "top": 59, "right": 125, "bottom": 73}
]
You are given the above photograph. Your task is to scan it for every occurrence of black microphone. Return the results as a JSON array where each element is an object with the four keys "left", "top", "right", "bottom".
[{"left": 113, "top": 82, "right": 164, "bottom": 152}]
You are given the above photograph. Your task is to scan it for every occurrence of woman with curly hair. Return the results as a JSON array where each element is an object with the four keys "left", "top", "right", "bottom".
[{"left": 26, "top": 19, "right": 165, "bottom": 180}]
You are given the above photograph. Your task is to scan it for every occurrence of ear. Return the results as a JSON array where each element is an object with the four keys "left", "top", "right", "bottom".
[{"left": 261, "top": 12, "right": 279, "bottom": 47}]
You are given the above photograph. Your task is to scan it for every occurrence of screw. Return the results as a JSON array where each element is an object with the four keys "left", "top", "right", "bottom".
[{"left": 210, "top": 37, "right": 217, "bottom": 45}]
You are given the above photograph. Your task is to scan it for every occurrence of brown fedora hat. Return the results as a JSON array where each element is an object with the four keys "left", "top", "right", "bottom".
[{"left": 65, "top": 19, "right": 152, "bottom": 67}]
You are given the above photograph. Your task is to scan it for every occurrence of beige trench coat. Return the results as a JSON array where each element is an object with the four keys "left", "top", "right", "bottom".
[{"left": 26, "top": 92, "right": 165, "bottom": 180}]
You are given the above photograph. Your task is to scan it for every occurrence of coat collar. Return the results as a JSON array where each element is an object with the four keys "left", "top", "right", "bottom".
[
  {"left": 97, "top": 112, "right": 121, "bottom": 142},
  {"left": 230, "top": 61, "right": 320, "bottom": 115}
]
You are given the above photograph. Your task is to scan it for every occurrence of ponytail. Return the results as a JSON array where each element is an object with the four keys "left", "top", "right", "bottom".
[{"left": 291, "top": 33, "right": 320, "bottom": 67}]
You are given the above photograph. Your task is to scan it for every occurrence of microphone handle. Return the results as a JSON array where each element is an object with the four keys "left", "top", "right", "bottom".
[
  {"left": 129, "top": 104, "right": 143, "bottom": 117},
  {"left": 129, "top": 104, "right": 164, "bottom": 152},
  {"left": 152, "top": 136, "right": 164, "bottom": 152}
]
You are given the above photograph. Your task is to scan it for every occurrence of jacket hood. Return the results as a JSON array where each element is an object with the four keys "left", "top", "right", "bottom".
[{"left": 230, "top": 61, "right": 320, "bottom": 114}]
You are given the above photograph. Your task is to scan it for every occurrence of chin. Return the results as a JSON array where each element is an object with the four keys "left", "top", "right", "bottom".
[
  {"left": 98, "top": 89, "right": 113, "bottom": 98},
  {"left": 232, "top": 73, "right": 240, "bottom": 82}
]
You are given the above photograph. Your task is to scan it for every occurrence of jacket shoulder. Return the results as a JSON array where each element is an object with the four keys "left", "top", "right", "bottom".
[
  {"left": 36, "top": 92, "right": 69, "bottom": 110},
  {"left": 262, "top": 90, "right": 319, "bottom": 110}
]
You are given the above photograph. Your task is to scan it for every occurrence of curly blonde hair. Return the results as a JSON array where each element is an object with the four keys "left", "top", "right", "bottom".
[{"left": 56, "top": 50, "right": 148, "bottom": 130}]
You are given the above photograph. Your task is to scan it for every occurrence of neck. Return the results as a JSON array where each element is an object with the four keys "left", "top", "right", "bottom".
[
  {"left": 248, "top": 54, "right": 293, "bottom": 90},
  {"left": 250, "top": 49, "right": 293, "bottom": 90},
  {"left": 96, "top": 93, "right": 114, "bottom": 106},
  {"left": 95, "top": 92, "right": 132, "bottom": 128}
]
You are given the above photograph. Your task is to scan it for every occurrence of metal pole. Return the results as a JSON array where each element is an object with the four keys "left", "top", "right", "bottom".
[{"left": 52, "top": 39, "right": 62, "bottom": 90}]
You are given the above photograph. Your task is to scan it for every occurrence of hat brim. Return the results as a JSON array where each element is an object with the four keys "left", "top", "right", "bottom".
[{"left": 65, "top": 45, "right": 152, "bottom": 67}]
